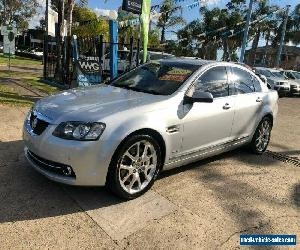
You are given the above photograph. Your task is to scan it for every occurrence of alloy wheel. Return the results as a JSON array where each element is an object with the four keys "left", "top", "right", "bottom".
[
  {"left": 255, "top": 120, "right": 271, "bottom": 152},
  {"left": 118, "top": 140, "right": 157, "bottom": 194}
]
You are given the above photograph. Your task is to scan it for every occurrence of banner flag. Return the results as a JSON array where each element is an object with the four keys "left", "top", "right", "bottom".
[{"left": 141, "top": 0, "right": 151, "bottom": 63}]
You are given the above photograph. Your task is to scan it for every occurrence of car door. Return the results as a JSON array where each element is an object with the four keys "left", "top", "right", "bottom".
[
  {"left": 229, "top": 66, "right": 264, "bottom": 139},
  {"left": 181, "top": 66, "right": 236, "bottom": 155}
]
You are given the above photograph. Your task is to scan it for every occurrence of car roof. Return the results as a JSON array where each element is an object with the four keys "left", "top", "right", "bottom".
[
  {"left": 268, "top": 68, "right": 281, "bottom": 72},
  {"left": 283, "top": 70, "right": 297, "bottom": 72},
  {"left": 159, "top": 57, "right": 212, "bottom": 66},
  {"left": 254, "top": 67, "right": 268, "bottom": 70}
]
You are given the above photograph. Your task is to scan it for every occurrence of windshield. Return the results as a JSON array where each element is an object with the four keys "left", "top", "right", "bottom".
[
  {"left": 270, "top": 71, "right": 285, "bottom": 79},
  {"left": 258, "top": 69, "right": 272, "bottom": 77},
  {"left": 110, "top": 62, "right": 199, "bottom": 95},
  {"left": 293, "top": 71, "right": 300, "bottom": 79}
]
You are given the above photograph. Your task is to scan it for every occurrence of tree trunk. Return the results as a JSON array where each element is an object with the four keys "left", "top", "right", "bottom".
[
  {"left": 222, "top": 38, "right": 229, "bottom": 61},
  {"left": 67, "top": 0, "right": 75, "bottom": 36},
  {"left": 250, "top": 29, "right": 261, "bottom": 66},
  {"left": 55, "top": 0, "right": 65, "bottom": 82},
  {"left": 262, "top": 32, "right": 269, "bottom": 66},
  {"left": 160, "top": 26, "right": 166, "bottom": 44}
]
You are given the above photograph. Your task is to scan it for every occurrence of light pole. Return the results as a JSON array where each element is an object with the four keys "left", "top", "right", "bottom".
[
  {"left": 43, "top": 0, "right": 49, "bottom": 78},
  {"left": 239, "top": 0, "right": 254, "bottom": 63},
  {"left": 275, "top": 5, "right": 290, "bottom": 68}
]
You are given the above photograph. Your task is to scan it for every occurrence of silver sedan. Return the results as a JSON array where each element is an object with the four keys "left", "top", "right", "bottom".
[{"left": 23, "top": 59, "right": 278, "bottom": 199}]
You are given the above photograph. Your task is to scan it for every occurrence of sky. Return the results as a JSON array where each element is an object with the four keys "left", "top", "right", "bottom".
[
  {"left": 30, "top": 0, "right": 298, "bottom": 29},
  {"left": 87, "top": 0, "right": 297, "bottom": 24}
]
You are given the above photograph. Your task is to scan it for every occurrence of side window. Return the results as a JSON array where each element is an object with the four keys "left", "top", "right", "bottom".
[
  {"left": 195, "top": 66, "right": 229, "bottom": 98},
  {"left": 287, "top": 72, "right": 295, "bottom": 79},
  {"left": 231, "top": 67, "right": 254, "bottom": 94},
  {"left": 252, "top": 76, "right": 262, "bottom": 92}
]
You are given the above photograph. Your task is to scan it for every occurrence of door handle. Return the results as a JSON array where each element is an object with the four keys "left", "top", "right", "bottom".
[
  {"left": 256, "top": 97, "right": 263, "bottom": 103},
  {"left": 223, "top": 103, "right": 231, "bottom": 110}
]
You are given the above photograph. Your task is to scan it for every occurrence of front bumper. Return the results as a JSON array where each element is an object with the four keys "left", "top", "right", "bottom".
[
  {"left": 23, "top": 121, "right": 112, "bottom": 186},
  {"left": 274, "top": 86, "right": 290, "bottom": 93},
  {"left": 290, "top": 85, "right": 300, "bottom": 94}
]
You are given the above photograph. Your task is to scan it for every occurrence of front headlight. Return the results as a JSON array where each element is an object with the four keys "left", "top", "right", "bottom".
[{"left": 53, "top": 122, "right": 106, "bottom": 141}]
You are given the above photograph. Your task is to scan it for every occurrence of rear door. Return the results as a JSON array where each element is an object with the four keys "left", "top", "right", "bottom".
[{"left": 229, "top": 66, "right": 264, "bottom": 139}]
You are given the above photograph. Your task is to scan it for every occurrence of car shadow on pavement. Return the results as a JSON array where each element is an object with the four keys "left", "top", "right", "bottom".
[
  {"left": 0, "top": 140, "right": 124, "bottom": 224},
  {"left": 159, "top": 147, "right": 299, "bottom": 246},
  {"left": 0, "top": 140, "right": 298, "bottom": 228},
  {"left": 293, "top": 184, "right": 300, "bottom": 207}
]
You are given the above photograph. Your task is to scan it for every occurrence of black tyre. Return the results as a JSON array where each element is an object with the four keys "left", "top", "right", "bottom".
[
  {"left": 106, "top": 134, "right": 162, "bottom": 199},
  {"left": 250, "top": 117, "right": 272, "bottom": 155}
]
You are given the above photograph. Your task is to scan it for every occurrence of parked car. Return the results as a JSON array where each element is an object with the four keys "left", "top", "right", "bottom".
[
  {"left": 281, "top": 70, "right": 300, "bottom": 95},
  {"left": 102, "top": 50, "right": 174, "bottom": 73},
  {"left": 254, "top": 67, "right": 290, "bottom": 96},
  {"left": 23, "top": 59, "right": 278, "bottom": 199}
]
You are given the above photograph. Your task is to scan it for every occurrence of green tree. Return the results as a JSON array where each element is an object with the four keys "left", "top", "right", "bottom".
[
  {"left": 285, "top": 4, "right": 300, "bottom": 45},
  {"left": 51, "top": 0, "right": 87, "bottom": 36},
  {"left": 0, "top": 0, "right": 39, "bottom": 29},
  {"left": 247, "top": 0, "right": 276, "bottom": 65},
  {"left": 157, "top": 0, "right": 185, "bottom": 43},
  {"left": 199, "top": 5, "right": 244, "bottom": 61},
  {"left": 71, "top": 5, "right": 109, "bottom": 37}
]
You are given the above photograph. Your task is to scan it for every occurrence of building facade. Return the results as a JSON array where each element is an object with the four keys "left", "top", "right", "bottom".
[{"left": 245, "top": 45, "right": 300, "bottom": 70}]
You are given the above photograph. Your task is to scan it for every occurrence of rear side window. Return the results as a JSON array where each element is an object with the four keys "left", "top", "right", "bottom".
[
  {"left": 231, "top": 67, "right": 254, "bottom": 94},
  {"left": 195, "top": 66, "right": 229, "bottom": 98},
  {"left": 286, "top": 72, "right": 295, "bottom": 79}
]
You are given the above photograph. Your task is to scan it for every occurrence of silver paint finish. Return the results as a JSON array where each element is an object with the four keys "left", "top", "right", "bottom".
[{"left": 23, "top": 60, "right": 278, "bottom": 186}]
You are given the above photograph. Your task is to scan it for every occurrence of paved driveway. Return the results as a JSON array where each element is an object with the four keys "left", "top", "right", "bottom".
[{"left": 0, "top": 97, "right": 299, "bottom": 249}]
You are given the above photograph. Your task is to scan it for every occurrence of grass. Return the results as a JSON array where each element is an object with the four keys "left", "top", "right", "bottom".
[
  {"left": 0, "top": 56, "right": 61, "bottom": 106},
  {"left": 23, "top": 77, "right": 59, "bottom": 95},
  {"left": 0, "top": 54, "right": 62, "bottom": 106},
  {"left": 0, "top": 70, "right": 59, "bottom": 95},
  {"left": 0, "top": 54, "right": 42, "bottom": 66},
  {"left": 0, "top": 85, "right": 34, "bottom": 106}
]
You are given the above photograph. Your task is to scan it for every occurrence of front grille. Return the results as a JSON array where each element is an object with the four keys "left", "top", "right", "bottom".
[
  {"left": 27, "top": 150, "right": 76, "bottom": 178},
  {"left": 30, "top": 112, "right": 49, "bottom": 135}
]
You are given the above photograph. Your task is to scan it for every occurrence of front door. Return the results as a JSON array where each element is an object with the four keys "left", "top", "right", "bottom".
[{"left": 181, "top": 66, "right": 236, "bottom": 155}]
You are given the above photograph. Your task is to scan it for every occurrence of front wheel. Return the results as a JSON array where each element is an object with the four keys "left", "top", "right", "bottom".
[
  {"left": 107, "top": 135, "right": 161, "bottom": 199},
  {"left": 250, "top": 117, "right": 272, "bottom": 154}
]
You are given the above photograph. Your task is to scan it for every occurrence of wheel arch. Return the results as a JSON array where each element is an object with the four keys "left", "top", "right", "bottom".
[
  {"left": 263, "top": 113, "right": 274, "bottom": 127},
  {"left": 106, "top": 128, "right": 167, "bottom": 184}
]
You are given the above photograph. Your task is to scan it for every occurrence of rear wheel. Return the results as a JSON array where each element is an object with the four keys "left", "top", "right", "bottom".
[
  {"left": 107, "top": 134, "right": 161, "bottom": 199},
  {"left": 250, "top": 117, "right": 272, "bottom": 154}
]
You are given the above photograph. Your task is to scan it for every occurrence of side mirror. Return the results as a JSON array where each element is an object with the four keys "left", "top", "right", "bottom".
[{"left": 184, "top": 91, "right": 213, "bottom": 104}]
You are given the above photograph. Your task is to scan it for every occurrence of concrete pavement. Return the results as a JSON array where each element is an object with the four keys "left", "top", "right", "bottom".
[{"left": 0, "top": 97, "right": 299, "bottom": 249}]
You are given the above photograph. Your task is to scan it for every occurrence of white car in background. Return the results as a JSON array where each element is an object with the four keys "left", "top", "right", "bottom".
[
  {"left": 102, "top": 50, "right": 174, "bottom": 73},
  {"left": 281, "top": 70, "right": 300, "bottom": 95},
  {"left": 254, "top": 67, "right": 290, "bottom": 96}
]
